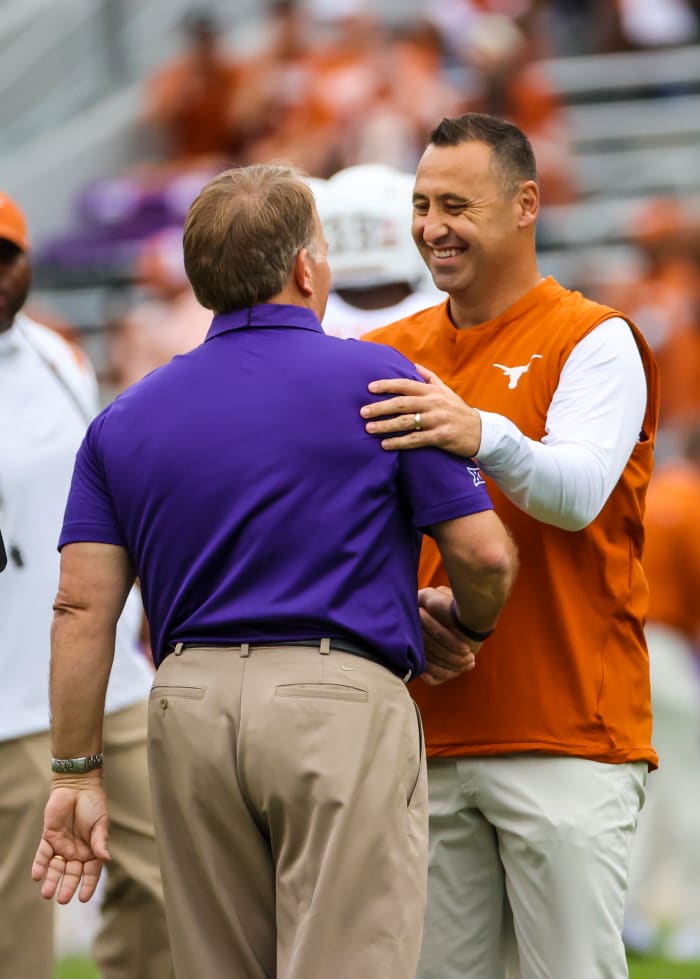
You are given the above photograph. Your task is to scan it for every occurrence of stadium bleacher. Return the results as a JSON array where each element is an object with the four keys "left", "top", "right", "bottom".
[{"left": 1, "top": 3, "right": 698, "bottom": 384}]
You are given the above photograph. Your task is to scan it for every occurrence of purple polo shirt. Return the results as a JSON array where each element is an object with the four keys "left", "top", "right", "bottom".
[{"left": 60, "top": 303, "right": 493, "bottom": 676}]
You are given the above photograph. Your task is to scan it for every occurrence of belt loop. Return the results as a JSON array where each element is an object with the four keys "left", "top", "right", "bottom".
[
  {"left": 173, "top": 642, "right": 184, "bottom": 656},
  {"left": 319, "top": 637, "right": 331, "bottom": 655},
  {"left": 240, "top": 643, "right": 250, "bottom": 658}
]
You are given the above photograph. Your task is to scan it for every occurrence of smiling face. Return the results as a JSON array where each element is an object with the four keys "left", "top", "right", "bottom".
[
  {"left": 412, "top": 139, "right": 538, "bottom": 321},
  {"left": 0, "top": 238, "right": 31, "bottom": 333}
]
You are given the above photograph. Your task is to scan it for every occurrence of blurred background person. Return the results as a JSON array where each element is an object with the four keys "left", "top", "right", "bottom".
[
  {"left": 108, "top": 226, "right": 210, "bottom": 390},
  {"left": 140, "top": 7, "right": 243, "bottom": 172},
  {"left": 318, "top": 164, "right": 443, "bottom": 339},
  {"left": 0, "top": 192, "right": 173, "bottom": 979},
  {"left": 624, "top": 422, "right": 700, "bottom": 962},
  {"left": 597, "top": 198, "right": 700, "bottom": 458}
]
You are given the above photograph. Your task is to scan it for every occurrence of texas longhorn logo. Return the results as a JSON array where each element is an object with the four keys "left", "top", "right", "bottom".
[{"left": 492, "top": 354, "right": 543, "bottom": 389}]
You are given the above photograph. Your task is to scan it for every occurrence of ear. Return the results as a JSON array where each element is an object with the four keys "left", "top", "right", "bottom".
[
  {"left": 515, "top": 180, "right": 539, "bottom": 229},
  {"left": 293, "top": 248, "right": 314, "bottom": 297}
]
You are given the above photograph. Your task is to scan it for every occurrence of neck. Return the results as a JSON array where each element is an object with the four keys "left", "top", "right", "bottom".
[
  {"left": 336, "top": 283, "right": 412, "bottom": 310},
  {"left": 448, "top": 266, "right": 543, "bottom": 330}
]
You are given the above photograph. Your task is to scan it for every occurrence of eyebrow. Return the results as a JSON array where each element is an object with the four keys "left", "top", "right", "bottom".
[{"left": 412, "top": 193, "right": 468, "bottom": 204}]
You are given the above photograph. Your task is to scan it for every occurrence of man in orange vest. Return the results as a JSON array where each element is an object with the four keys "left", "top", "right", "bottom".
[{"left": 361, "top": 113, "right": 660, "bottom": 979}]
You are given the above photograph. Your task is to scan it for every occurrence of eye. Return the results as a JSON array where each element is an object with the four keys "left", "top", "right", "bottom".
[{"left": 412, "top": 200, "right": 429, "bottom": 215}]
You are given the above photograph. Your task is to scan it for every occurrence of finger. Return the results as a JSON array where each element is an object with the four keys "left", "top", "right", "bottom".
[
  {"left": 56, "top": 859, "right": 87, "bottom": 905},
  {"left": 420, "top": 606, "right": 475, "bottom": 656},
  {"left": 361, "top": 393, "right": 429, "bottom": 421},
  {"left": 415, "top": 363, "right": 449, "bottom": 389},
  {"left": 365, "top": 412, "right": 429, "bottom": 437},
  {"left": 31, "top": 838, "right": 54, "bottom": 882},
  {"left": 420, "top": 663, "right": 470, "bottom": 686},
  {"left": 78, "top": 859, "right": 105, "bottom": 903},
  {"left": 90, "top": 822, "right": 111, "bottom": 863},
  {"left": 376, "top": 432, "right": 436, "bottom": 451},
  {"left": 424, "top": 645, "right": 476, "bottom": 674},
  {"left": 366, "top": 378, "right": 428, "bottom": 398},
  {"left": 39, "top": 853, "right": 69, "bottom": 900}
]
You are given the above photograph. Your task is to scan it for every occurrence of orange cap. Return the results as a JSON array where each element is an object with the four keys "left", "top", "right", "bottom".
[{"left": 0, "top": 192, "right": 29, "bottom": 250}]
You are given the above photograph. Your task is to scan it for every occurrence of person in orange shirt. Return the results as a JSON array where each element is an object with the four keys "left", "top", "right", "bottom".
[
  {"left": 600, "top": 198, "right": 700, "bottom": 450},
  {"left": 624, "top": 424, "right": 700, "bottom": 961},
  {"left": 141, "top": 9, "right": 241, "bottom": 167},
  {"left": 360, "top": 113, "right": 660, "bottom": 978}
]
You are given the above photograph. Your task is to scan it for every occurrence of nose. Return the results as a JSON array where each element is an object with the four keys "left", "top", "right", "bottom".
[{"left": 417, "top": 210, "right": 448, "bottom": 245}]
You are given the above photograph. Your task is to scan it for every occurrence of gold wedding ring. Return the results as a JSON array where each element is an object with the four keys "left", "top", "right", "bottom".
[{"left": 414, "top": 412, "right": 422, "bottom": 431}]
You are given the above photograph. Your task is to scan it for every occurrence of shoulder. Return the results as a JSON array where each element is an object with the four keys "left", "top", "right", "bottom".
[
  {"left": 19, "top": 314, "right": 96, "bottom": 381},
  {"left": 325, "top": 332, "right": 420, "bottom": 379},
  {"left": 548, "top": 279, "right": 620, "bottom": 329},
  {"left": 19, "top": 314, "right": 75, "bottom": 358}
]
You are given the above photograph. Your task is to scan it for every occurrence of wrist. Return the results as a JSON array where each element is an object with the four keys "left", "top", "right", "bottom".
[{"left": 449, "top": 599, "right": 495, "bottom": 642}]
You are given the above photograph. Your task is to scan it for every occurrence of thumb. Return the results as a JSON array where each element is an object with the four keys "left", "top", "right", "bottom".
[{"left": 91, "top": 822, "right": 111, "bottom": 862}]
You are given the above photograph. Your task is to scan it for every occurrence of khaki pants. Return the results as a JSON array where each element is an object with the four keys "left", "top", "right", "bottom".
[
  {"left": 0, "top": 728, "right": 54, "bottom": 978},
  {"left": 148, "top": 642, "right": 428, "bottom": 979},
  {"left": 0, "top": 700, "right": 173, "bottom": 979}
]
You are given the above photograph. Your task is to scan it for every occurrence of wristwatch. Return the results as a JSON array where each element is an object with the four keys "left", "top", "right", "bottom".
[{"left": 51, "top": 754, "right": 104, "bottom": 774}]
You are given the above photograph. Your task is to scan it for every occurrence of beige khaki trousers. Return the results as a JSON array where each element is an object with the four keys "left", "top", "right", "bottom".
[
  {"left": 0, "top": 728, "right": 54, "bottom": 978},
  {"left": 148, "top": 642, "right": 428, "bottom": 979},
  {"left": 0, "top": 700, "right": 173, "bottom": 979}
]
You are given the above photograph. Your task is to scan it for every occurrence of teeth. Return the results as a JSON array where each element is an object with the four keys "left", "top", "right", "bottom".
[{"left": 432, "top": 248, "right": 462, "bottom": 258}]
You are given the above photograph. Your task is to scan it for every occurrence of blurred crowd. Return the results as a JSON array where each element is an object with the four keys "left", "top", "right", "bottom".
[{"left": 34, "top": 0, "right": 699, "bottom": 448}]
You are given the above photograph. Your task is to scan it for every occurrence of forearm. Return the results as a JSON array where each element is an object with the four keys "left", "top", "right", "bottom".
[
  {"left": 477, "top": 318, "right": 647, "bottom": 531},
  {"left": 50, "top": 607, "right": 115, "bottom": 759},
  {"left": 477, "top": 413, "right": 610, "bottom": 531},
  {"left": 434, "top": 510, "right": 518, "bottom": 635},
  {"left": 449, "top": 535, "right": 518, "bottom": 634}
]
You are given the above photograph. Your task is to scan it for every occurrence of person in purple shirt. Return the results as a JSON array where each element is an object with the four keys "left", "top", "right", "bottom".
[{"left": 32, "top": 164, "right": 517, "bottom": 979}]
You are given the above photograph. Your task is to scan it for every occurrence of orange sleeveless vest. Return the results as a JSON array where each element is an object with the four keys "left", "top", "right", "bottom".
[{"left": 365, "top": 277, "right": 660, "bottom": 767}]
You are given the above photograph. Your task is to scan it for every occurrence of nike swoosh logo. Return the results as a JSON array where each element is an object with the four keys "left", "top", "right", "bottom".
[{"left": 339, "top": 664, "right": 357, "bottom": 671}]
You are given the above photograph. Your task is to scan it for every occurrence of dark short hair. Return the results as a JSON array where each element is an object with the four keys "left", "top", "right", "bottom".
[
  {"left": 181, "top": 8, "right": 219, "bottom": 38},
  {"left": 183, "top": 164, "right": 318, "bottom": 312},
  {"left": 429, "top": 113, "right": 537, "bottom": 194}
]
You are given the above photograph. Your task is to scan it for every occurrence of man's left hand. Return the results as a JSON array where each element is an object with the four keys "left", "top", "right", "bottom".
[{"left": 419, "top": 586, "right": 479, "bottom": 685}]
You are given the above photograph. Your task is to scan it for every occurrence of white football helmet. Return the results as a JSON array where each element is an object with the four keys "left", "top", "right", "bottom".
[
  {"left": 319, "top": 164, "right": 425, "bottom": 289},
  {"left": 302, "top": 174, "right": 329, "bottom": 212}
]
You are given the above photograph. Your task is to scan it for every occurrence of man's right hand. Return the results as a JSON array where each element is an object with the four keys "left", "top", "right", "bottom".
[{"left": 31, "top": 776, "right": 110, "bottom": 904}]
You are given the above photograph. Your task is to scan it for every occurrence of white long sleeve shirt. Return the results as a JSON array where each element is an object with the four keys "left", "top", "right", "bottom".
[
  {"left": 0, "top": 314, "right": 153, "bottom": 741},
  {"left": 477, "top": 317, "right": 648, "bottom": 531}
]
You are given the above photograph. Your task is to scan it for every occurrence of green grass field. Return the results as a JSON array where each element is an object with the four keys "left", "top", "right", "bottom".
[
  {"left": 54, "top": 955, "right": 700, "bottom": 978},
  {"left": 54, "top": 959, "right": 98, "bottom": 979}
]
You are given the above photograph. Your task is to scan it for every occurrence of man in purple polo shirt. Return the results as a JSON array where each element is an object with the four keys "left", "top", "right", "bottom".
[{"left": 32, "top": 164, "right": 517, "bottom": 979}]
